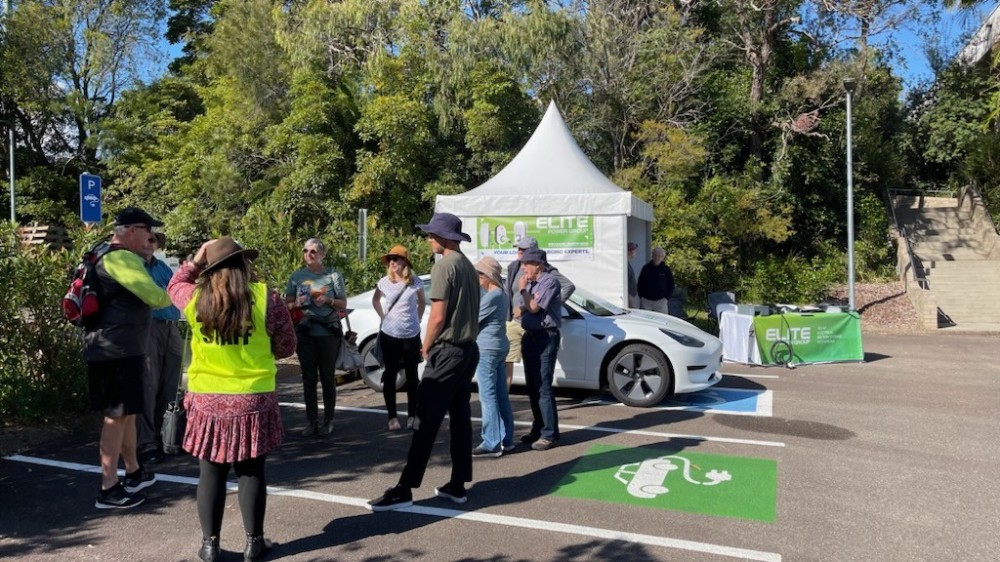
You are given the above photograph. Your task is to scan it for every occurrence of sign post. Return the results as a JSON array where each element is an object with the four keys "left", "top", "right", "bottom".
[{"left": 79, "top": 173, "right": 102, "bottom": 224}]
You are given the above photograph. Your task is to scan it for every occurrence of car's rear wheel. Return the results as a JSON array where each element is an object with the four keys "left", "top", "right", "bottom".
[
  {"left": 360, "top": 338, "right": 407, "bottom": 393},
  {"left": 606, "top": 343, "right": 673, "bottom": 407}
]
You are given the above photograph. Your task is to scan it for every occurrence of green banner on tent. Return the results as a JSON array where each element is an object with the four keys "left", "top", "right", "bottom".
[
  {"left": 475, "top": 216, "right": 594, "bottom": 261},
  {"left": 551, "top": 444, "right": 777, "bottom": 522},
  {"left": 753, "top": 312, "right": 863, "bottom": 365}
]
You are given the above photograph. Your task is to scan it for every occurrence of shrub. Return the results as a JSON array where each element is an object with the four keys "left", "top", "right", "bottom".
[{"left": 0, "top": 223, "right": 91, "bottom": 422}]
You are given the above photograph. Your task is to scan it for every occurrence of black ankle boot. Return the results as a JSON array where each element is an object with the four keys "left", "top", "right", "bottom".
[
  {"left": 198, "top": 536, "right": 220, "bottom": 562},
  {"left": 244, "top": 533, "right": 273, "bottom": 562}
]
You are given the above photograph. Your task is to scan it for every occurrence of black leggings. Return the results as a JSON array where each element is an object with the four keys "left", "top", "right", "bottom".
[
  {"left": 380, "top": 332, "right": 421, "bottom": 419},
  {"left": 197, "top": 456, "right": 267, "bottom": 538}
]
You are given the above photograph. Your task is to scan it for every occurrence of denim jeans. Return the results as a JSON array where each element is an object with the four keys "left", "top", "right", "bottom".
[
  {"left": 476, "top": 345, "right": 514, "bottom": 451},
  {"left": 522, "top": 328, "right": 560, "bottom": 441}
]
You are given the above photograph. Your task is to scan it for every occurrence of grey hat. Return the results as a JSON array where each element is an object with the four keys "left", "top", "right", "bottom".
[
  {"left": 520, "top": 247, "right": 546, "bottom": 264},
  {"left": 417, "top": 212, "right": 471, "bottom": 242},
  {"left": 514, "top": 236, "right": 539, "bottom": 250}
]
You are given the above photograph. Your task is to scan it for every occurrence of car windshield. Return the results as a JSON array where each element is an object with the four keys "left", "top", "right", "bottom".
[{"left": 568, "top": 287, "right": 625, "bottom": 317}]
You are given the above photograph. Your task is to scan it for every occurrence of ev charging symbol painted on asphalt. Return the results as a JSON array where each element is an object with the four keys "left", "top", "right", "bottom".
[{"left": 614, "top": 455, "right": 732, "bottom": 499}]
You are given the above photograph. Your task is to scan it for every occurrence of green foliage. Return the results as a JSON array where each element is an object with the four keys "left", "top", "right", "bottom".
[
  {"left": 739, "top": 249, "right": 842, "bottom": 305},
  {"left": 0, "top": 223, "right": 89, "bottom": 422}
]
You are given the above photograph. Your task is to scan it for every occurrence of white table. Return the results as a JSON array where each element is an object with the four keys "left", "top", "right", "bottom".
[{"left": 719, "top": 310, "right": 762, "bottom": 365}]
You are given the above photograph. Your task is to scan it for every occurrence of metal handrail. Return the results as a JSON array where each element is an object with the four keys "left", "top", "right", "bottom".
[
  {"left": 960, "top": 184, "right": 1000, "bottom": 236},
  {"left": 886, "top": 189, "right": 930, "bottom": 290}
]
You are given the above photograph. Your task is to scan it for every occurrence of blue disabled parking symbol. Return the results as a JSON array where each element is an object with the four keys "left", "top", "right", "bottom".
[{"left": 653, "top": 387, "right": 773, "bottom": 416}]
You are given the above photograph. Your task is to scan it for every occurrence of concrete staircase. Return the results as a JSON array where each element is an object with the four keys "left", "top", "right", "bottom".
[{"left": 894, "top": 193, "right": 1000, "bottom": 331}]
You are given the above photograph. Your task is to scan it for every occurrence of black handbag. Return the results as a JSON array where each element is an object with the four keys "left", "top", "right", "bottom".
[{"left": 161, "top": 327, "right": 190, "bottom": 455}]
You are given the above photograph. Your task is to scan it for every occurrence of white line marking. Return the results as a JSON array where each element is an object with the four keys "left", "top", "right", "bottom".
[
  {"left": 723, "top": 372, "right": 780, "bottom": 379},
  {"left": 279, "top": 403, "right": 786, "bottom": 448},
  {"left": 4, "top": 455, "right": 781, "bottom": 562}
]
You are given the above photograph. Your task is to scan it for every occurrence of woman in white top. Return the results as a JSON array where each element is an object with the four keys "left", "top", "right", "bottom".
[{"left": 372, "top": 244, "right": 425, "bottom": 430}]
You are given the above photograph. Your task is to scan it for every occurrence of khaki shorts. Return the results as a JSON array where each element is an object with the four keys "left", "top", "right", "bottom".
[{"left": 505, "top": 320, "right": 525, "bottom": 363}]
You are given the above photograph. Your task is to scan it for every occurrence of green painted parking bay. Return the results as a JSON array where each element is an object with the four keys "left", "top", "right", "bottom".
[{"left": 551, "top": 444, "right": 777, "bottom": 522}]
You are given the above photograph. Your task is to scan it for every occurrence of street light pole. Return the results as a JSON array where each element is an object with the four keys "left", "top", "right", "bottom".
[
  {"left": 3, "top": 0, "right": 13, "bottom": 223},
  {"left": 843, "top": 78, "right": 856, "bottom": 312}
]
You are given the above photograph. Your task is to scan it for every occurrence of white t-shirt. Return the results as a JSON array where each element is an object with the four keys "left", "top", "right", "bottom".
[{"left": 377, "top": 276, "right": 424, "bottom": 339}]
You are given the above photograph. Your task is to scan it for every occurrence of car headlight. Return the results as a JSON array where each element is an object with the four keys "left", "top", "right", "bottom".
[{"left": 659, "top": 328, "right": 705, "bottom": 348}]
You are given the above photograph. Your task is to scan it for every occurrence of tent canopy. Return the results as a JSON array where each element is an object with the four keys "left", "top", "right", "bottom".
[
  {"left": 435, "top": 101, "right": 652, "bottom": 306},
  {"left": 437, "top": 101, "right": 653, "bottom": 221}
]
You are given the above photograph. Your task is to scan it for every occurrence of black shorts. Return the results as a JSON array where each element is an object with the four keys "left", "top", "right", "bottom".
[{"left": 88, "top": 355, "right": 145, "bottom": 417}]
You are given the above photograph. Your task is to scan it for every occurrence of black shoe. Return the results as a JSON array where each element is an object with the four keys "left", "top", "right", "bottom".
[
  {"left": 138, "top": 449, "right": 162, "bottom": 465},
  {"left": 95, "top": 482, "right": 145, "bottom": 510},
  {"left": 198, "top": 536, "right": 220, "bottom": 562},
  {"left": 244, "top": 534, "right": 273, "bottom": 562},
  {"left": 367, "top": 485, "right": 413, "bottom": 512},
  {"left": 520, "top": 433, "right": 540, "bottom": 444},
  {"left": 434, "top": 482, "right": 467, "bottom": 504},
  {"left": 123, "top": 466, "right": 157, "bottom": 493},
  {"left": 318, "top": 418, "right": 335, "bottom": 436},
  {"left": 472, "top": 445, "right": 502, "bottom": 458},
  {"left": 301, "top": 422, "right": 318, "bottom": 437}
]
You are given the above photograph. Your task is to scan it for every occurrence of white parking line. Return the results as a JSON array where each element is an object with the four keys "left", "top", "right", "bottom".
[
  {"left": 279, "top": 403, "right": 787, "bottom": 448},
  {"left": 723, "top": 372, "right": 781, "bottom": 379},
  {"left": 4, "top": 455, "right": 781, "bottom": 562}
]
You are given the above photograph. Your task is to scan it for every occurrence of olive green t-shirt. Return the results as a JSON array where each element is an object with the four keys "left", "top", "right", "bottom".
[{"left": 428, "top": 250, "right": 481, "bottom": 345}]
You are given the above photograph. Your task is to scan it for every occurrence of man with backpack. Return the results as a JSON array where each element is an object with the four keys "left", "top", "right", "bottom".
[{"left": 85, "top": 207, "right": 173, "bottom": 509}]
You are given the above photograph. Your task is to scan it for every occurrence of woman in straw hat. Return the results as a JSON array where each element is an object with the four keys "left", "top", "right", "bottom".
[
  {"left": 472, "top": 256, "right": 515, "bottom": 457},
  {"left": 167, "top": 237, "right": 296, "bottom": 562},
  {"left": 372, "top": 244, "right": 426, "bottom": 430}
]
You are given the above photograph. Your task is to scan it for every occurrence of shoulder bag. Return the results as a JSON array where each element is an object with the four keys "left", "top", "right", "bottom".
[
  {"left": 372, "top": 285, "right": 405, "bottom": 367},
  {"left": 161, "top": 325, "right": 191, "bottom": 455}
]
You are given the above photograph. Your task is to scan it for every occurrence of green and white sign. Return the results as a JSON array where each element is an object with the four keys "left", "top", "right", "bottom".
[
  {"left": 475, "top": 216, "right": 594, "bottom": 261},
  {"left": 551, "top": 444, "right": 777, "bottom": 522},
  {"left": 753, "top": 312, "right": 863, "bottom": 365}
]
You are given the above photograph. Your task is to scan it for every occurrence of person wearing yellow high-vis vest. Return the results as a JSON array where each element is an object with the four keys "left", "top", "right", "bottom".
[{"left": 167, "top": 237, "right": 296, "bottom": 562}]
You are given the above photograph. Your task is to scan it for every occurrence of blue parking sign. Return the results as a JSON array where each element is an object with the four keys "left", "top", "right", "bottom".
[{"left": 79, "top": 173, "right": 102, "bottom": 223}]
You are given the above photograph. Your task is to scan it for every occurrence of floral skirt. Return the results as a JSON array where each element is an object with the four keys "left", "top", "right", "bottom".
[{"left": 183, "top": 392, "right": 284, "bottom": 464}]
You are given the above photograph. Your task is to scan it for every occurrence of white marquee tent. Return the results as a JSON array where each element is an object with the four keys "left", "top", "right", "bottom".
[{"left": 436, "top": 101, "right": 654, "bottom": 306}]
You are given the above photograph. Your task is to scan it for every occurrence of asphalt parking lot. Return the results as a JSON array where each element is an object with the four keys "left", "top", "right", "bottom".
[{"left": 2, "top": 333, "right": 998, "bottom": 561}]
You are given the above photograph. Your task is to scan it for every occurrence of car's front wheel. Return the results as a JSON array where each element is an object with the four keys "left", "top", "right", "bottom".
[
  {"left": 606, "top": 343, "right": 673, "bottom": 407},
  {"left": 359, "top": 338, "right": 408, "bottom": 393}
]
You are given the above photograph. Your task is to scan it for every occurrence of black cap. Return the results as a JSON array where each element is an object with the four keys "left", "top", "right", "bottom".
[
  {"left": 114, "top": 207, "right": 164, "bottom": 227},
  {"left": 520, "top": 248, "right": 546, "bottom": 264}
]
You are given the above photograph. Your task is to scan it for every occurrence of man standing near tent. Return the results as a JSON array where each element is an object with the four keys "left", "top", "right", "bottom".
[
  {"left": 638, "top": 247, "right": 674, "bottom": 314},
  {"left": 368, "top": 212, "right": 481, "bottom": 511},
  {"left": 504, "top": 236, "right": 574, "bottom": 390},
  {"left": 516, "top": 248, "right": 562, "bottom": 451}
]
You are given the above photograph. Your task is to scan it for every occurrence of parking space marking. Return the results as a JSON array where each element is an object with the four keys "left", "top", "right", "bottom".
[
  {"left": 600, "top": 388, "right": 774, "bottom": 417},
  {"left": 4, "top": 455, "right": 782, "bottom": 562},
  {"left": 279, "top": 403, "right": 787, "bottom": 448},
  {"left": 552, "top": 444, "right": 778, "bottom": 523},
  {"left": 723, "top": 372, "right": 780, "bottom": 379}
]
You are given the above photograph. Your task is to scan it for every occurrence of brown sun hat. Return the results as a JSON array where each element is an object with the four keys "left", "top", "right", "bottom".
[
  {"left": 475, "top": 256, "right": 503, "bottom": 287},
  {"left": 200, "top": 237, "right": 259, "bottom": 276},
  {"left": 380, "top": 244, "right": 412, "bottom": 268}
]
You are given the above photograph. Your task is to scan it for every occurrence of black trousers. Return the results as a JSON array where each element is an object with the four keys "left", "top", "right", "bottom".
[
  {"left": 399, "top": 341, "right": 479, "bottom": 489},
  {"left": 297, "top": 333, "right": 341, "bottom": 424},
  {"left": 379, "top": 331, "right": 421, "bottom": 419}
]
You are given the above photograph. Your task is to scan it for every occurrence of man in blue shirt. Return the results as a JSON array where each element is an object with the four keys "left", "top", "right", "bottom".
[
  {"left": 137, "top": 232, "right": 184, "bottom": 464},
  {"left": 516, "top": 248, "right": 562, "bottom": 451}
]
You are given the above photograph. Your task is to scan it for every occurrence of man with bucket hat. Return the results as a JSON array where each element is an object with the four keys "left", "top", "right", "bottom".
[
  {"left": 87, "top": 207, "right": 173, "bottom": 509},
  {"left": 515, "top": 247, "right": 562, "bottom": 451},
  {"left": 368, "top": 212, "right": 481, "bottom": 511}
]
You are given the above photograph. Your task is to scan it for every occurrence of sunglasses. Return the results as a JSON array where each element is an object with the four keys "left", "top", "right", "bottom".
[
  {"left": 302, "top": 248, "right": 319, "bottom": 255},
  {"left": 387, "top": 255, "right": 403, "bottom": 262}
]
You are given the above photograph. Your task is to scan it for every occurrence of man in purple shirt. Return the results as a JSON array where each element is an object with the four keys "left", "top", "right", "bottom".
[{"left": 515, "top": 248, "right": 562, "bottom": 451}]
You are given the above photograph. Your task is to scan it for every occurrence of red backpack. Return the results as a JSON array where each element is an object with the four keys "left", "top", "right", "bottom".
[{"left": 62, "top": 243, "right": 120, "bottom": 327}]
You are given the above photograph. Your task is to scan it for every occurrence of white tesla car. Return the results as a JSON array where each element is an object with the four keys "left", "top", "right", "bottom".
[{"left": 345, "top": 276, "right": 723, "bottom": 407}]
